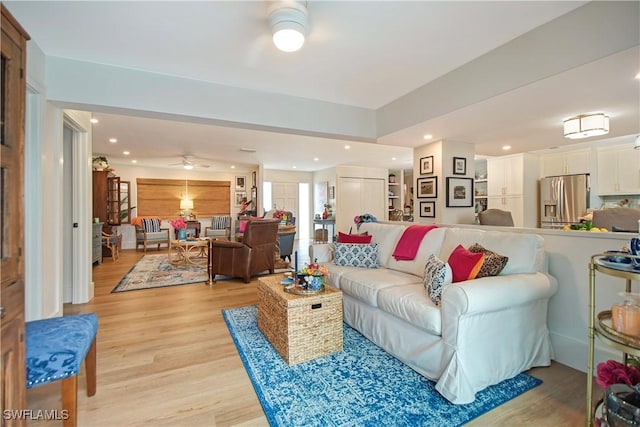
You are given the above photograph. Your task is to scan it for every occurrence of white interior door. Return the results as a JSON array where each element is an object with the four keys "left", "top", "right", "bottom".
[
  {"left": 272, "top": 182, "right": 299, "bottom": 216},
  {"left": 337, "top": 177, "right": 385, "bottom": 234}
]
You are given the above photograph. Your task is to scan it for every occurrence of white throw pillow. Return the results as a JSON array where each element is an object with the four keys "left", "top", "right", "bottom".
[{"left": 423, "top": 254, "right": 453, "bottom": 306}]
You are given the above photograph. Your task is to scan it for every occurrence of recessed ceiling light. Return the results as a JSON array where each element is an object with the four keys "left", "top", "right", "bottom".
[
  {"left": 240, "top": 147, "right": 256, "bottom": 153},
  {"left": 344, "top": 145, "right": 351, "bottom": 150},
  {"left": 391, "top": 157, "right": 397, "bottom": 161},
  {"left": 292, "top": 166, "right": 297, "bottom": 169},
  {"left": 231, "top": 165, "right": 236, "bottom": 169},
  {"left": 131, "top": 160, "right": 137, "bottom": 164},
  {"left": 313, "top": 157, "right": 319, "bottom": 161},
  {"left": 90, "top": 118, "right": 98, "bottom": 124},
  {"left": 123, "top": 151, "right": 130, "bottom": 155},
  {"left": 636, "top": 72, "right": 640, "bottom": 79},
  {"left": 423, "top": 134, "right": 433, "bottom": 140},
  {"left": 109, "top": 138, "right": 117, "bottom": 143},
  {"left": 502, "top": 145, "right": 511, "bottom": 151},
  {"left": 183, "top": 164, "right": 194, "bottom": 170}
]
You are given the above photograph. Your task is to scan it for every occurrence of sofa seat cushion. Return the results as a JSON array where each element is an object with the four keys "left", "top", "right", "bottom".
[
  {"left": 337, "top": 268, "right": 421, "bottom": 307},
  {"left": 377, "top": 283, "right": 442, "bottom": 335},
  {"left": 386, "top": 228, "right": 446, "bottom": 277}
]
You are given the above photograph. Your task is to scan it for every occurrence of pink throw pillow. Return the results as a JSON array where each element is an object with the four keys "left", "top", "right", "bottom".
[
  {"left": 338, "top": 232, "right": 372, "bottom": 244},
  {"left": 239, "top": 220, "right": 248, "bottom": 233},
  {"left": 447, "top": 244, "right": 485, "bottom": 283}
]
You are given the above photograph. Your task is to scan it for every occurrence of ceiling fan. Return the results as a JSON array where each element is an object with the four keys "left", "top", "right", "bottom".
[{"left": 168, "top": 156, "right": 211, "bottom": 170}]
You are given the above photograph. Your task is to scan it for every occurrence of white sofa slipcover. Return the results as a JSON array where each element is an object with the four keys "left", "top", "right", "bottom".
[{"left": 310, "top": 222, "right": 557, "bottom": 404}]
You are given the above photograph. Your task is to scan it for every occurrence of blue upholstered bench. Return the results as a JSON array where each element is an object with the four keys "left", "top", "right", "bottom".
[{"left": 26, "top": 313, "right": 98, "bottom": 427}]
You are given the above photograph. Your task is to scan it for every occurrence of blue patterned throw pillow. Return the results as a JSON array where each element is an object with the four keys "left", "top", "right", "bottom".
[
  {"left": 424, "top": 254, "right": 453, "bottom": 306},
  {"left": 334, "top": 243, "right": 378, "bottom": 268}
]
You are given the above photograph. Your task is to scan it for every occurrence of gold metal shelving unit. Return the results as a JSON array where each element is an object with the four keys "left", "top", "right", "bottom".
[{"left": 587, "top": 253, "right": 640, "bottom": 426}]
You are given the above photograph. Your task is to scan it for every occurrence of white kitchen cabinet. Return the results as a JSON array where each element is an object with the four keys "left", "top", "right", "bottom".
[
  {"left": 596, "top": 145, "right": 640, "bottom": 195},
  {"left": 487, "top": 153, "right": 538, "bottom": 197},
  {"left": 541, "top": 149, "right": 591, "bottom": 177},
  {"left": 486, "top": 153, "right": 539, "bottom": 227}
]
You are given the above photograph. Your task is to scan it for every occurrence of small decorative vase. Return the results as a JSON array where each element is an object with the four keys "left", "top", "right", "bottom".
[
  {"left": 322, "top": 208, "right": 328, "bottom": 219},
  {"left": 308, "top": 275, "right": 324, "bottom": 291},
  {"left": 177, "top": 229, "right": 187, "bottom": 240}
]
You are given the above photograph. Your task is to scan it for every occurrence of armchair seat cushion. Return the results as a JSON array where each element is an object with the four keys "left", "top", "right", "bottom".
[{"left": 140, "top": 230, "right": 169, "bottom": 241}]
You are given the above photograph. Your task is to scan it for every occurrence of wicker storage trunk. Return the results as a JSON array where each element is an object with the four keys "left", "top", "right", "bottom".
[{"left": 257, "top": 275, "right": 343, "bottom": 365}]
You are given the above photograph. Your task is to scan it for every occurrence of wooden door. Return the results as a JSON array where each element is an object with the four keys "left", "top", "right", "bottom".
[{"left": 1, "top": 5, "right": 29, "bottom": 425}]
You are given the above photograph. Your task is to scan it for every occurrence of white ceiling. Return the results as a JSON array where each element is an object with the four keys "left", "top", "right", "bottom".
[{"left": 5, "top": 1, "right": 639, "bottom": 172}]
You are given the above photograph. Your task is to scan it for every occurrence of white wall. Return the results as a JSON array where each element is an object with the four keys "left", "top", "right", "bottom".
[{"left": 413, "top": 140, "right": 475, "bottom": 226}]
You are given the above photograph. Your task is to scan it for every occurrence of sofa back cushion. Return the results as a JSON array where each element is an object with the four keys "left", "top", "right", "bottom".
[
  {"left": 358, "top": 222, "right": 406, "bottom": 268},
  {"left": 386, "top": 228, "right": 446, "bottom": 277},
  {"left": 439, "top": 228, "right": 544, "bottom": 274}
]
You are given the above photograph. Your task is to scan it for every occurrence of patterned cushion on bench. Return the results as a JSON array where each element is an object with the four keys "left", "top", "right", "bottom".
[{"left": 26, "top": 313, "right": 98, "bottom": 388}]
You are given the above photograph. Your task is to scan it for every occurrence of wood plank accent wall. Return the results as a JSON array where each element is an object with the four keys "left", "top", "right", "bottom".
[{"left": 136, "top": 178, "right": 230, "bottom": 219}]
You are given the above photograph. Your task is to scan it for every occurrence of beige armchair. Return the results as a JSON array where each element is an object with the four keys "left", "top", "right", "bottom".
[
  {"left": 478, "top": 209, "right": 515, "bottom": 226},
  {"left": 204, "top": 215, "right": 232, "bottom": 240},
  {"left": 208, "top": 218, "right": 280, "bottom": 283},
  {"left": 134, "top": 217, "right": 170, "bottom": 252}
]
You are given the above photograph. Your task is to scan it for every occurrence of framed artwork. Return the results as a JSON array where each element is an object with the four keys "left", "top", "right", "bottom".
[
  {"left": 446, "top": 177, "right": 474, "bottom": 207},
  {"left": 420, "top": 156, "right": 434, "bottom": 175},
  {"left": 416, "top": 177, "right": 437, "bottom": 198},
  {"left": 235, "top": 176, "right": 246, "bottom": 191},
  {"left": 420, "top": 201, "right": 436, "bottom": 218},
  {"left": 329, "top": 185, "right": 335, "bottom": 200},
  {"left": 251, "top": 171, "right": 257, "bottom": 187},
  {"left": 235, "top": 191, "right": 247, "bottom": 206},
  {"left": 453, "top": 157, "right": 467, "bottom": 175}
]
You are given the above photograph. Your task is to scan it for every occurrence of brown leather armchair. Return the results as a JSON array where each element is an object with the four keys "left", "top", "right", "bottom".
[{"left": 208, "top": 218, "right": 280, "bottom": 283}]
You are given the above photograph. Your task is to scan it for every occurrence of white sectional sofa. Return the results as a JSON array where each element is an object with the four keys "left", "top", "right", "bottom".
[{"left": 310, "top": 222, "right": 558, "bottom": 404}]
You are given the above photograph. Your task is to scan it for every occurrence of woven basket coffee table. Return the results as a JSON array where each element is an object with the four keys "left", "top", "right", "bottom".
[{"left": 257, "top": 275, "right": 343, "bottom": 365}]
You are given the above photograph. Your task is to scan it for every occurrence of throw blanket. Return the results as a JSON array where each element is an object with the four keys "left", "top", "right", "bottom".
[{"left": 392, "top": 225, "right": 438, "bottom": 261}]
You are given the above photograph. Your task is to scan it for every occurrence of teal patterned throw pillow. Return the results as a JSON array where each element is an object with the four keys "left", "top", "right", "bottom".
[{"left": 334, "top": 243, "right": 378, "bottom": 268}]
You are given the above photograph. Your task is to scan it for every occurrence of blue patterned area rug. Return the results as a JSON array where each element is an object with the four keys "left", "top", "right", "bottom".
[
  {"left": 111, "top": 254, "right": 208, "bottom": 292},
  {"left": 223, "top": 305, "right": 542, "bottom": 427}
]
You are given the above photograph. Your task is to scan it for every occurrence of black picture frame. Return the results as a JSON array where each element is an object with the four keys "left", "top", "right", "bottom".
[
  {"left": 420, "top": 201, "right": 436, "bottom": 218},
  {"left": 420, "top": 156, "right": 434, "bottom": 175},
  {"left": 446, "top": 177, "right": 474, "bottom": 207},
  {"left": 453, "top": 157, "right": 466, "bottom": 175},
  {"left": 416, "top": 176, "right": 437, "bottom": 198},
  {"left": 251, "top": 171, "right": 257, "bottom": 187}
]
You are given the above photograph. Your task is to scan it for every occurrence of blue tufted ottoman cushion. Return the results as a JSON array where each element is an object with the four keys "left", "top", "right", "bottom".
[{"left": 26, "top": 313, "right": 98, "bottom": 389}]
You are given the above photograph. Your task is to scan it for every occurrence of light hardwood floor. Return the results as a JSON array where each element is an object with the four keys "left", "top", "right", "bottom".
[{"left": 27, "top": 246, "right": 596, "bottom": 426}]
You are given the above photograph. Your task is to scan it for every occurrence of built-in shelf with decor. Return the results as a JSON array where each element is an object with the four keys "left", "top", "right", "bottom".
[{"left": 474, "top": 159, "right": 488, "bottom": 217}]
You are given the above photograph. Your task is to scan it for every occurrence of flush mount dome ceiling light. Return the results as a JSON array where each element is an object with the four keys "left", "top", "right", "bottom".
[
  {"left": 563, "top": 113, "right": 610, "bottom": 139},
  {"left": 269, "top": 1, "right": 309, "bottom": 52}
]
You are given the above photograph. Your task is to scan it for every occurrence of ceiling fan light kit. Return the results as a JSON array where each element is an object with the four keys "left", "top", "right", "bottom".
[
  {"left": 269, "top": 1, "right": 308, "bottom": 52},
  {"left": 563, "top": 113, "right": 609, "bottom": 140}
]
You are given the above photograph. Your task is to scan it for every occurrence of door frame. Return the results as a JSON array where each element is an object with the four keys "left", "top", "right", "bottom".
[{"left": 63, "top": 113, "right": 92, "bottom": 304}]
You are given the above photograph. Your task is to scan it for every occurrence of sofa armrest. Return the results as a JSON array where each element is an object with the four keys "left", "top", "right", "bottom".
[
  {"left": 309, "top": 243, "right": 334, "bottom": 263},
  {"left": 442, "top": 272, "right": 557, "bottom": 316}
]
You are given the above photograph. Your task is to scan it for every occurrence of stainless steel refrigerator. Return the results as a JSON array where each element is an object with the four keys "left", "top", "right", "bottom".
[{"left": 539, "top": 174, "right": 590, "bottom": 229}]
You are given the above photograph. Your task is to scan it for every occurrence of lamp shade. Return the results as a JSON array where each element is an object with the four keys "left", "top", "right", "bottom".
[
  {"left": 269, "top": 1, "right": 308, "bottom": 52},
  {"left": 563, "top": 113, "right": 609, "bottom": 139},
  {"left": 180, "top": 199, "right": 194, "bottom": 210}
]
